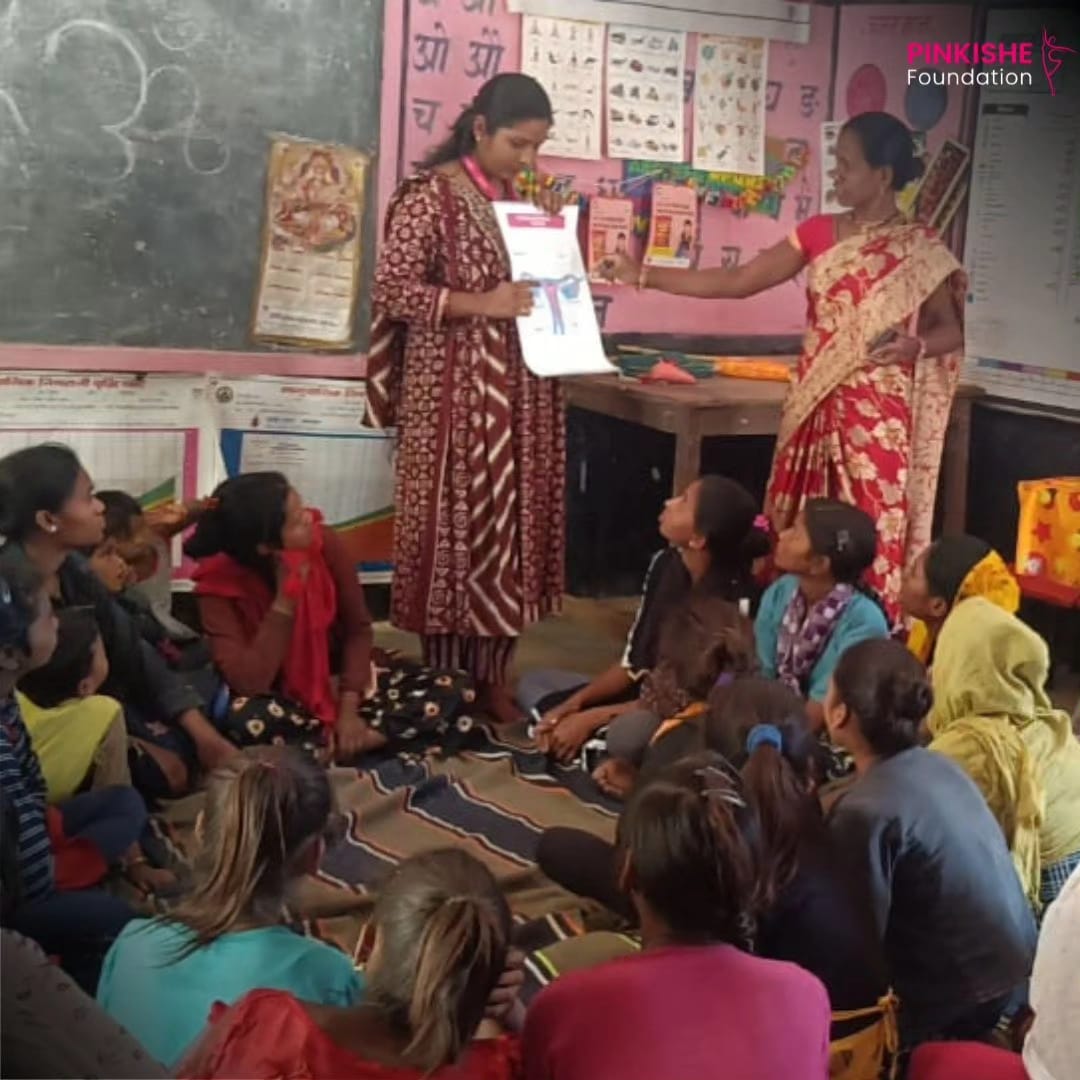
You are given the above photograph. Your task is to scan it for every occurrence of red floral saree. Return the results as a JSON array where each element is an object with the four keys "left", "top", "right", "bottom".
[
  {"left": 364, "top": 170, "right": 565, "bottom": 683},
  {"left": 766, "top": 216, "right": 964, "bottom": 616}
]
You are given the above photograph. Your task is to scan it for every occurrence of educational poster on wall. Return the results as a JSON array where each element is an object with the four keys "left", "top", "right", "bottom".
[
  {"left": 251, "top": 138, "right": 368, "bottom": 350},
  {"left": 587, "top": 197, "right": 636, "bottom": 281},
  {"left": 491, "top": 204, "right": 613, "bottom": 377},
  {"left": 207, "top": 377, "right": 395, "bottom": 574},
  {"left": 644, "top": 184, "right": 698, "bottom": 268},
  {"left": 522, "top": 16, "right": 603, "bottom": 159},
  {"left": 962, "top": 7, "right": 1080, "bottom": 410},
  {"left": 605, "top": 24, "right": 686, "bottom": 162},
  {"left": 0, "top": 372, "right": 212, "bottom": 513},
  {"left": 693, "top": 35, "right": 768, "bottom": 175}
]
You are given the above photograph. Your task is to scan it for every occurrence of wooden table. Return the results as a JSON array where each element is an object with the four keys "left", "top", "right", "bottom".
[{"left": 564, "top": 371, "right": 982, "bottom": 534}]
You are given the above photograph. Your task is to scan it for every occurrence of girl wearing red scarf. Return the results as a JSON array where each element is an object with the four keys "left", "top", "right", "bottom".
[{"left": 186, "top": 473, "right": 382, "bottom": 761}]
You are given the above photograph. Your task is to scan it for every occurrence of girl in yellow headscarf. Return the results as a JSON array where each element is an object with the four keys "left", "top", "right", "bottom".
[
  {"left": 901, "top": 535, "right": 1020, "bottom": 666},
  {"left": 927, "top": 597, "right": 1080, "bottom": 911}
]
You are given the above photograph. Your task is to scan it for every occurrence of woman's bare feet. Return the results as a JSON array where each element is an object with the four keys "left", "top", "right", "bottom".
[
  {"left": 478, "top": 681, "right": 524, "bottom": 726},
  {"left": 592, "top": 758, "right": 637, "bottom": 800}
]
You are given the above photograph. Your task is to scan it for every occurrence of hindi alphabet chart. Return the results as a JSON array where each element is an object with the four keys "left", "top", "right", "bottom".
[
  {"left": 693, "top": 35, "right": 768, "bottom": 175},
  {"left": 522, "top": 16, "right": 603, "bottom": 159},
  {"left": 605, "top": 25, "right": 686, "bottom": 162}
]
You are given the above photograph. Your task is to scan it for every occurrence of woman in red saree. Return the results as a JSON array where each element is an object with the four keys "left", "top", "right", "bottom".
[
  {"left": 365, "top": 74, "right": 565, "bottom": 721},
  {"left": 601, "top": 113, "right": 964, "bottom": 618}
]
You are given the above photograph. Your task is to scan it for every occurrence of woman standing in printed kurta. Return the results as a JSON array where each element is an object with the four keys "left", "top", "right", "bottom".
[
  {"left": 365, "top": 74, "right": 564, "bottom": 722},
  {"left": 601, "top": 113, "right": 965, "bottom": 619}
]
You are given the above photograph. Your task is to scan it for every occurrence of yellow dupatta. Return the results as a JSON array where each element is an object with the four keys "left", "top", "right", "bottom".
[
  {"left": 928, "top": 597, "right": 1080, "bottom": 909},
  {"left": 908, "top": 549, "right": 1021, "bottom": 664}
]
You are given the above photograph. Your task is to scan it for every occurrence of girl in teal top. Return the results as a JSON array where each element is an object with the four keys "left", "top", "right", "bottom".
[
  {"left": 756, "top": 499, "right": 889, "bottom": 732},
  {"left": 97, "top": 747, "right": 362, "bottom": 1068}
]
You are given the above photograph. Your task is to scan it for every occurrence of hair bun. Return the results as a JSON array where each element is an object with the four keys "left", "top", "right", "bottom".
[{"left": 893, "top": 675, "right": 933, "bottom": 724}]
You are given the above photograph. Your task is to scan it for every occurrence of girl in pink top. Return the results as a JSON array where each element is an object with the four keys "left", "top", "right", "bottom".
[{"left": 522, "top": 753, "right": 831, "bottom": 1080}]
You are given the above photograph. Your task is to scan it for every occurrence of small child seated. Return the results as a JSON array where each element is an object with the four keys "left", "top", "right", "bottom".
[
  {"left": 592, "top": 595, "right": 756, "bottom": 799},
  {"left": 92, "top": 491, "right": 208, "bottom": 657},
  {"left": 18, "top": 607, "right": 129, "bottom": 800}
]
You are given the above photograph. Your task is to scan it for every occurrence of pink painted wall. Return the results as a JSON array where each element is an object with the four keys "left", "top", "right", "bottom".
[{"left": 0, "top": 2, "right": 976, "bottom": 373}]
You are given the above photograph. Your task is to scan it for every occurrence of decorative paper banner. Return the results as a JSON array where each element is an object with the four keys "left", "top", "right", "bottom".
[
  {"left": 252, "top": 137, "right": 368, "bottom": 350},
  {"left": 693, "top": 35, "right": 768, "bottom": 175},
  {"left": 522, "top": 16, "right": 603, "bottom": 159},
  {"left": 645, "top": 183, "right": 698, "bottom": 268},
  {"left": 605, "top": 24, "right": 686, "bottom": 162},
  {"left": 820, "top": 121, "right": 844, "bottom": 213},
  {"left": 624, "top": 136, "right": 809, "bottom": 219},
  {"left": 587, "top": 197, "right": 636, "bottom": 281}
]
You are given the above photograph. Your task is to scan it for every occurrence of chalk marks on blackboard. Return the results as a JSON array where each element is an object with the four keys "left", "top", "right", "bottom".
[
  {"left": 0, "top": 89, "right": 27, "bottom": 137},
  {"left": 150, "top": 5, "right": 205, "bottom": 53},
  {"left": 41, "top": 18, "right": 229, "bottom": 181}
]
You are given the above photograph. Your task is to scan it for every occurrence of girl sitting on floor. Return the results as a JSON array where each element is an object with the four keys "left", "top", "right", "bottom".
[
  {"left": 756, "top": 498, "right": 889, "bottom": 733},
  {"left": 529, "top": 475, "right": 768, "bottom": 765},
  {"left": 522, "top": 755, "right": 831, "bottom": 1080},
  {"left": 927, "top": 597, "right": 1080, "bottom": 912},
  {"left": 592, "top": 594, "right": 756, "bottom": 797},
  {"left": 185, "top": 472, "right": 474, "bottom": 761},
  {"left": 0, "top": 554, "right": 151, "bottom": 992},
  {"left": 824, "top": 639, "right": 1037, "bottom": 1050},
  {"left": 177, "top": 848, "right": 519, "bottom": 1080},
  {"left": 901, "top": 533, "right": 1020, "bottom": 666},
  {"left": 97, "top": 746, "right": 362, "bottom": 1070},
  {"left": 0, "top": 444, "right": 235, "bottom": 797}
]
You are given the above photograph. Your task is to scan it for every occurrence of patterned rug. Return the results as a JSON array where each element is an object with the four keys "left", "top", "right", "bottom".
[{"left": 154, "top": 725, "right": 619, "bottom": 961}]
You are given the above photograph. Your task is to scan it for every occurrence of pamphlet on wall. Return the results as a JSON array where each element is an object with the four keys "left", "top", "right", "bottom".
[
  {"left": 820, "top": 121, "right": 844, "bottom": 213},
  {"left": 587, "top": 197, "right": 636, "bottom": 282},
  {"left": 491, "top": 203, "right": 614, "bottom": 378},
  {"left": 644, "top": 183, "right": 698, "bottom": 269}
]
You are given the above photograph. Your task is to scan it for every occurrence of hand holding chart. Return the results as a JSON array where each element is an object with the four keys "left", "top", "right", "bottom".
[{"left": 492, "top": 203, "right": 615, "bottom": 378}]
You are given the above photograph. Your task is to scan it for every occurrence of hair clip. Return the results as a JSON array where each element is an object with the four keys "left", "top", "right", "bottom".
[
  {"left": 746, "top": 723, "right": 783, "bottom": 755},
  {"left": 835, "top": 528, "right": 851, "bottom": 552},
  {"left": 714, "top": 672, "right": 736, "bottom": 690},
  {"left": 694, "top": 765, "right": 747, "bottom": 809},
  {"left": 753, "top": 514, "right": 771, "bottom": 533},
  {"left": 203, "top": 497, "right": 221, "bottom": 510}
]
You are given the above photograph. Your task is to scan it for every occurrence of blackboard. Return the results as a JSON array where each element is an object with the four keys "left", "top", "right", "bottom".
[{"left": 0, "top": 0, "right": 384, "bottom": 350}]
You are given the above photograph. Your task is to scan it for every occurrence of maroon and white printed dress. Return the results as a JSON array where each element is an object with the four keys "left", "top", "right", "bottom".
[{"left": 365, "top": 168, "right": 565, "bottom": 684}]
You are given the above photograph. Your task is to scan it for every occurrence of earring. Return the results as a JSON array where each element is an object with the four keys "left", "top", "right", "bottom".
[{"left": 47, "top": 525, "right": 58, "bottom": 534}]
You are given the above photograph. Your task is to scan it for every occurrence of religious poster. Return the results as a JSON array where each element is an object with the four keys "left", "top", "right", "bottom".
[
  {"left": 491, "top": 203, "right": 614, "bottom": 377},
  {"left": 644, "top": 183, "right": 698, "bottom": 269},
  {"left": 605, "top": 24, "right": 686, "bottom": 162},
  {"left": 522, "top": 16, "right": 603, "bottom": 159},
  {"left": 587, "top": 197, "right": 636, "bottom": 281},
  {"left": 252, "top": 137, "right": 368, "bottom": 350},
  {"left": 693, "top": 35, "right": 768, "bottom": 175}
]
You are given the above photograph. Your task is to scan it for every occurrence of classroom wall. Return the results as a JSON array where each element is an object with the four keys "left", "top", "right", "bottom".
[{"left": 383, "top": 1, "right": 975, "bottom": 338}]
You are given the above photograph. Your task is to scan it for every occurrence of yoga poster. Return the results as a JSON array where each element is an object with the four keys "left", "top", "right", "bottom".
[
  {"left": 207, "top": 376, "right": 395, "bottom": 576},
  {"left": 644, "top": 183, "right": 698, "bottom": 269},
  {"left": 587, "top": 196, "right": 636, "bottom": 282},
  {"left": 252, "top": 137, "right": 368, "bottom": 350},
  {"left": 522, "top": 16, "right": 603, "bottom": 159},
  {"left": 491, "top": 203, "right": 613, "bottom": 378}
]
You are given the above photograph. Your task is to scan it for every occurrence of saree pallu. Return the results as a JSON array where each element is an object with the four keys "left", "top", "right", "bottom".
[
  {"left": 365, "top": 171, "right": 565, "bottom": 682},
  {"left": 766, "top": 223, "right": 964, "bottom": 617}
]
